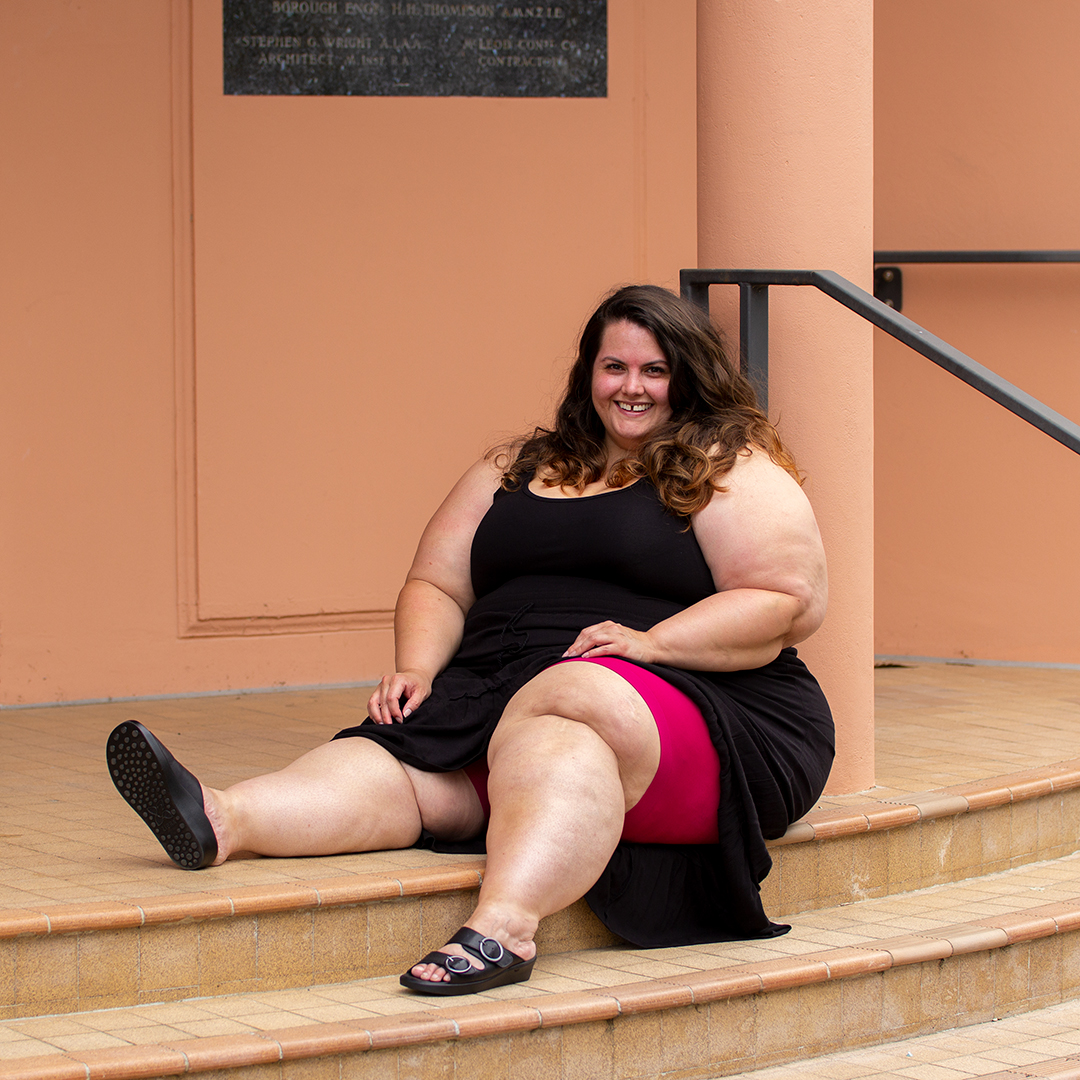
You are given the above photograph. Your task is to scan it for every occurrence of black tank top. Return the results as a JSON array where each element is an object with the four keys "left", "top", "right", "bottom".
[{"left": 470, "top": 479, "right": 716, "bottom": 607}]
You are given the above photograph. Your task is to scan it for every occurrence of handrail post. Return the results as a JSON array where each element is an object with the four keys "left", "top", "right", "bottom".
[
  {"left": 682, "top": 279, "right": 712, "bottom": 314},
  {"left": 740, "top": 283, "right": 769, "bottom": 414},
  {"left": 680, "top": 267, "right": 1080, "bottom": 457}
]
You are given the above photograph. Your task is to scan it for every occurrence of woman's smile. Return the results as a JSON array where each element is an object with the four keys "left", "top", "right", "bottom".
[{"left": 591, "top": 320, "right": 673, "bottom": 455}]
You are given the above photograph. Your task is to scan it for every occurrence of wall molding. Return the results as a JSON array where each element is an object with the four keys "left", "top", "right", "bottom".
[{"left": 170, "top": 0, "right": 392, "bottom": 639}]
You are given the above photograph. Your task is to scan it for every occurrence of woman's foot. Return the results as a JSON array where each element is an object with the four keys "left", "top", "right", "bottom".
[
  {"left": 106, "top": 721, "right": 220, "bottom": 869},
  {"left": 403, "top": 907, "right": 537, "bottom": 989},
  {"left": 400, "top": 924, "right": 537, "bottom": 995}
]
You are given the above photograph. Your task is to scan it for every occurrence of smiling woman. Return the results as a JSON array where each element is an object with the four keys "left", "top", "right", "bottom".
[
  {"left": 590, "top": 321, "right": 673, "bottom": 452},
  {"left": 501, "top": 284, "right": 802, "bottom": 514},
  {"left": 107, "top": 284, "right": 834, "bottom": 998}
]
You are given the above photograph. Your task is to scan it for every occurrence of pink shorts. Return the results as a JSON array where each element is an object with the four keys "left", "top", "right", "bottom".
[{"left": 463, "top": 657, "right": 720, "bottom": 845}]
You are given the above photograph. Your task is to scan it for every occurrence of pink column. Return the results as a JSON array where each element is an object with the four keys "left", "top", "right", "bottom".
[{"left": 697, "top": 0, "right": 876, "bottom": 791}]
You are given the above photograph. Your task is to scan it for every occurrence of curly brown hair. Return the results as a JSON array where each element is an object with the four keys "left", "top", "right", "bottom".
[{"left": 498, "top": 284, "right": 800, "bottom": 517}]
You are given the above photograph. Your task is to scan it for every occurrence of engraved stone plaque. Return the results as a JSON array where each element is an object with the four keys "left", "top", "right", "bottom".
[{"left": 224, "top": 1, "right": 606, "bottom": 97}]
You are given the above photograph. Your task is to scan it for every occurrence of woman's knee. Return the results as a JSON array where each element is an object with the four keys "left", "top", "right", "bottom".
[
  {"left": 502, "top": 665, "right": 658, "bottom": 752},
  {"left": 493, "top": 664, "right": 661, "bottom": 795},
  {"left": 282, "top": 736, "right": 412, "bottom": 790}
]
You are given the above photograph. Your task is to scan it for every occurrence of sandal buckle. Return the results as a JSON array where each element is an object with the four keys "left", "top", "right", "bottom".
[
  {"left": 479, "top": 937, "right": 505, "bottom": 963},
  {"left": 445, "top": 954, "right": 473, "bottom": 973}
]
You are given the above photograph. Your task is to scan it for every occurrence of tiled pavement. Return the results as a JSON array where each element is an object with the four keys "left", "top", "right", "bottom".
[
  {"left": 3, "top": 852, "right": 1080, "bottom": 1063},
  {"left": 846, "top": 662, "right": 1080, "bottom": 798},
  {"left": 1, "top": 687, "right": 477, "bottom": 911},
  {"left": 4, "top": 661, "right": 1080, "bottom": 911},
  {"left": 739, "top": 996, "right": 1080, "bottom": 1079},
  {"left": 1, "top": 660, "right": 1079, "bottom": 1074}
]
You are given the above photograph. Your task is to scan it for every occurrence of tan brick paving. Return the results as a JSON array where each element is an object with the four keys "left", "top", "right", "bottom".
[
  {"left": 0, "top": 662, "right": 1078, "bottom": 1074},
  {"left": 731, "top": 995, "right": 1080, "bottom": 1078},
  {"left": 2, "top": 662, "right": 1078, "bottom": 909}
]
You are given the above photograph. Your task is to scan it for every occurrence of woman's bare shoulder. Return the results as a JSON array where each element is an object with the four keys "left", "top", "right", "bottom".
[
  {"left": 460, "top": 455, "right": 506, "bottom": 492},
  {"left": 692, "top": 445, "right": 827, "bottom": 635},
  {"left": 718, "top": 443, "right": 803, "bottom": 490},
  {"left": 423, "top": 457, "right": 504, "bottom": 539},
  {"left": 696, "top": 444, "right": 818, "bottom": 542},
  {"left": 405, "top": 458, "right": 504, "bottom": 605}
]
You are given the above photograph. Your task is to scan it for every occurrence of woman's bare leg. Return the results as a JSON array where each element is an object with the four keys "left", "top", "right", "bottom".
[
  {"left": 409, "top": 663, "right": 660, "bottom": 982},
  {"left": 202, "top": 737, "right": 485, "bottom": 863}
]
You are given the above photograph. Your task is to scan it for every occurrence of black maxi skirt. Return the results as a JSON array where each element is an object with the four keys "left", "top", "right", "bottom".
[{"left": 334, "top": 575, "right": 835, "bottom": 947}]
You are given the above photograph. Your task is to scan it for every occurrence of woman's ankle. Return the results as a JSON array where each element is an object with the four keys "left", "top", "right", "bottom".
[
  {"left": 200, "top": 786, "right": 232, "bottom": 865},
  {"left": 464, "top": 903, "right": 539, "bottom": 960}
]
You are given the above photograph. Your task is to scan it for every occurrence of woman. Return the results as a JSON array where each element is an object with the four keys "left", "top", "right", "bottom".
[{"left": 107, "top": 284, "right": 833, "bottom": 997}]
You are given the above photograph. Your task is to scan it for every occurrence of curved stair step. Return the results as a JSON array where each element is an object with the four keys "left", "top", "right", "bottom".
[
  {"left": 733, "top": 994, "right": 1080, "bottom": 1080},
  {"left": 764, "top": 757, "right": 1080, "bottom": 916},
  {"left": 3, "top": 853, "right": 1080, "bottom": 1080},
  {"left": 6, "top": 758, "right": 1080, "bottom": 1019}
]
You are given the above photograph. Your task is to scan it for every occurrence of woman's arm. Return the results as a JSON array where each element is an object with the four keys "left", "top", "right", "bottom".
[
  {"left": 562, "top": 448, "right": 828, "bottom": 672},
  {"left": 368, "top": 458, "right": 503, "bottom": 723}
]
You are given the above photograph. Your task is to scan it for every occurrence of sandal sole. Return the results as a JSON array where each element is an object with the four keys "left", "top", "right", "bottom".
[
  {"left": 106, "top": 721, "right": 217, "bottom": 870},
  {"left": 399, "top": 957, "right": 536, "bottom": 995}
]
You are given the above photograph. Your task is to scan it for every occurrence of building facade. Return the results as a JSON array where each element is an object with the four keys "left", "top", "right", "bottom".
[{"left": 2, "top": 1, "right": 1077, "bottom": 794}]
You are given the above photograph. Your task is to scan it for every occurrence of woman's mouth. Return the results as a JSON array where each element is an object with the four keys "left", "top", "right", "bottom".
[{"left": 616, "top": 402, "right": 652, "bottom": 413}]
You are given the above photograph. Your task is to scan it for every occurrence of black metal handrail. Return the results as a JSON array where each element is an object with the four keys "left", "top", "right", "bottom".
[
  {"left": 874, "top": 250, "right": 1080, "bottom": 263},
  {"left": 679, "top": 267, "right": 1080, "bottom": 456},
  {"left": 871, "top": 251, "right": 1080, "bottom": 310}
]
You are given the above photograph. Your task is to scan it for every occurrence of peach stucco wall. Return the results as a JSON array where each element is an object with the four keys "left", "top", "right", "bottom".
[
  {"left": 20, "top": 0, "right": 1069, "bottom": 793},
  {"left": 874, "top": 1, "right": 1080, "bottom": 664},
  {"left": 697, "top": 0, "right": 876, "bottom": 791},
  {"left": 1, "top": 0, "right": 698, "bottom": 704}
]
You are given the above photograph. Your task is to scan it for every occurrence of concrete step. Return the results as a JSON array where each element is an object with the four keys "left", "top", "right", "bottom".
[
  {"left": 0, "top": 859, "right": 615, "bottom": 1020},
  {"left": 4, "top": 757, "right": 1079, "bottom": 1022},
  {"left": 4, "top": 751, "right": 1075, "bottom": 1019},
  {"left": 726, "top": 995, "right": 1080, "bottom": 1079},
  {"left": 763, "top": 757, "right": 1080, "bottom": 917},
  {"left": 3, "top": 851, "right": 1080, "bottom": 1079}
]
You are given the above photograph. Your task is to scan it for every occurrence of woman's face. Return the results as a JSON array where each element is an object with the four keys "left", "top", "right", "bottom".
[{"left": 590, "top": 319, "right": 673, "bottom": 457}]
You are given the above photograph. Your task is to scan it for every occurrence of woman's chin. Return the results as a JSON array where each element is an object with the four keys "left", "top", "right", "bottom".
[{"left": 605, "top": 429, "right": 651, "bottom": 454}]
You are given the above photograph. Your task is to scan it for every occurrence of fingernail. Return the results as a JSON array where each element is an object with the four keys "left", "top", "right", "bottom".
[{"left": 403, "top": 708, "right": 412, "bottom": 718}]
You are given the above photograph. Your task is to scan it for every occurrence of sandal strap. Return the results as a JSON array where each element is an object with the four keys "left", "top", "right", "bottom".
[
  {"left": 399, "top": 924, "right": 537, "bottom": 995},
  {"left": 414, "top": 949, "right": 476, "bottom": 974},
  {"left": 446, "top": 927, "right": 521, "bottom": 971}
]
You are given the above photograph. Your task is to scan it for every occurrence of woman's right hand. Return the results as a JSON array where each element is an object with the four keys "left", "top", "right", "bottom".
[{"left": 367, "top": 670, "right": 433, "bottom": 724}]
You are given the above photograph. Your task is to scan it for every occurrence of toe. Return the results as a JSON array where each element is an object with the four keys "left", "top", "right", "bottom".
[
  {"left": 409, "top": 943, "right": 481, "bottom": 982},
  {"left": 411, "top": 962, "right": 449, "bottom": 982}
]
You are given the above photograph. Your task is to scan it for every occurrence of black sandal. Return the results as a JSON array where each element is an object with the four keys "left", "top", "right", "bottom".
[
  {"left": 106, "top": 721, "right": 218, "bottom": 870},
  {"left": 399, "top": 926, "right": 536, "bottom": 995}
]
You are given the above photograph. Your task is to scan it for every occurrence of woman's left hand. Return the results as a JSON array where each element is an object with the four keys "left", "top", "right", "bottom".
[{"left": 562, "top": 621, "right": 656, "bottom": 664}]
